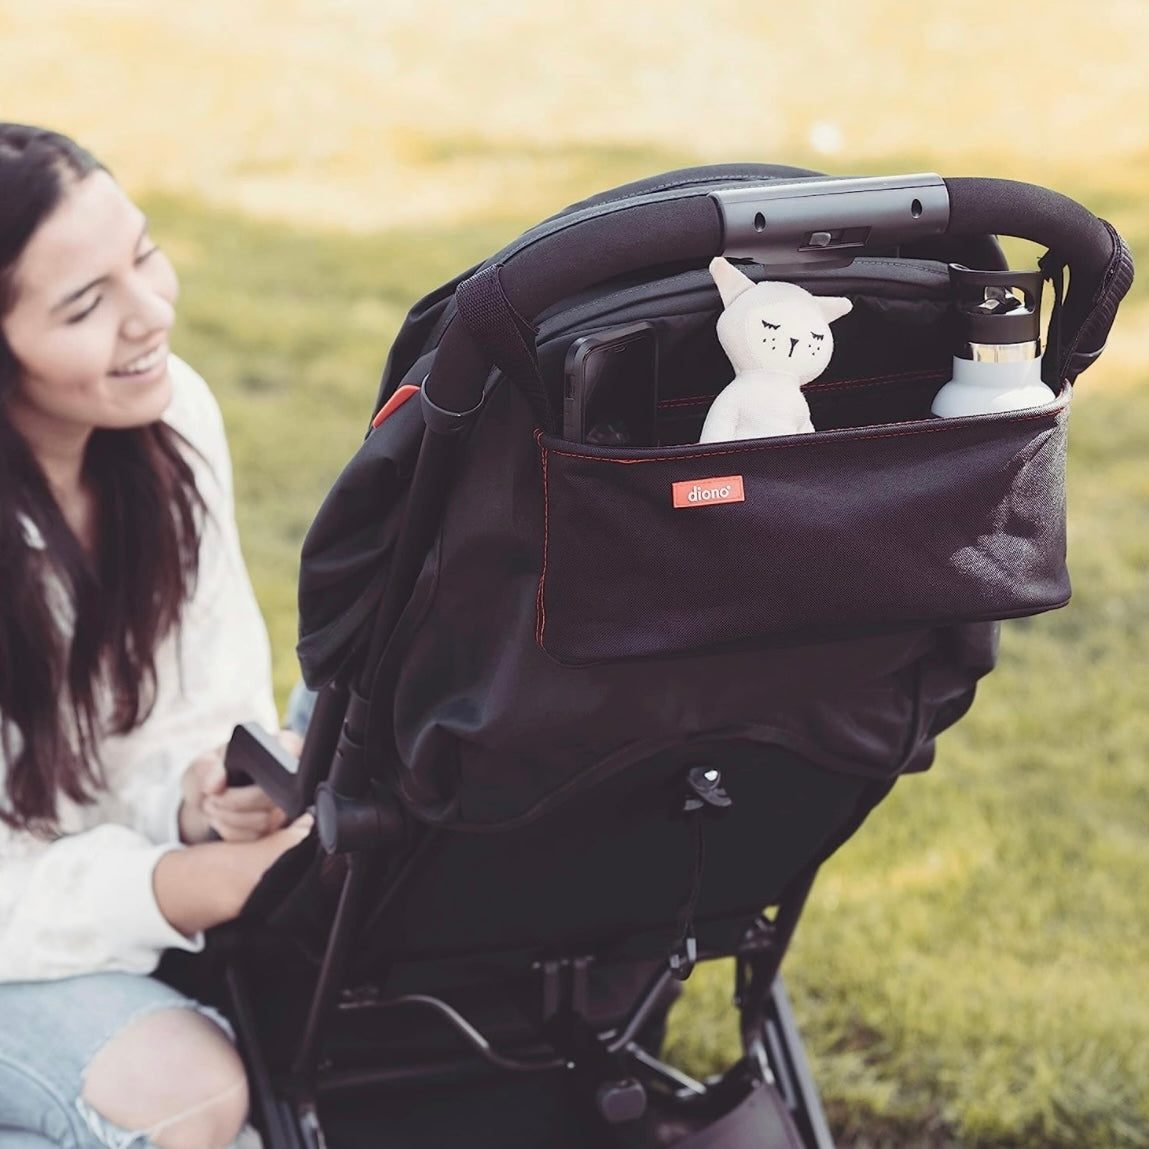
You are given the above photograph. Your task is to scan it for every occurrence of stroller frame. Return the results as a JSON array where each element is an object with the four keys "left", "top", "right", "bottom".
[
  {"left": 223, "top": 685, "right": 863, "bottom": 1148},
  {"left": 195, "top": 165, "right": 1132, "bottom": 1149},
  {"left": 225, "top": 860, "right": 832, "bottom": 1149}
]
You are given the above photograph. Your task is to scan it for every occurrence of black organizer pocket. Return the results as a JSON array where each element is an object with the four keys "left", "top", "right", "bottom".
[{"left": 536, "top": 392, "right": 1070, "bottom": 666}]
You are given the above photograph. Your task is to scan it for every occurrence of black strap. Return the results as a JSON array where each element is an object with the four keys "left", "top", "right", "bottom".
[
  {"left": 1041, "top": 223, "right": 1135, "bottom": 385},
  {"left": 669, "top": 810, "right": 705, "bottom": 980},
  {"left": 1039, "top": 249, "right": 1067, "bottom": 387},
  {"left": 453, "top": 263, "right": 556, "bottom": 432},
  {"left": 1064, "top": 222, "right": 1135, "bottom": 382},
  {"left": 668, "top": 766, "right": 736, "bottom": 980}
]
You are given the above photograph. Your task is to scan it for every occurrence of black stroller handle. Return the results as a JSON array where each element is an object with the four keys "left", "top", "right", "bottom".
[
  {"left": 945, "top": 176, "right": 1114, "bottom": 285},
  {"left": 424, "top": 173, "right": 1129, "bottom": 421}
]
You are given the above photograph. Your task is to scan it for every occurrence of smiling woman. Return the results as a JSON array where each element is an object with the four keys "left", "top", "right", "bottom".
[
  {"left": 4, "top": 170, "right": 178, "bottom": 427},
  {"left": 0, "top": 124, "right": 310, "bottom": 1149},
  {"left": 2, "top": 169, "right": 180, "bottom": 553}
]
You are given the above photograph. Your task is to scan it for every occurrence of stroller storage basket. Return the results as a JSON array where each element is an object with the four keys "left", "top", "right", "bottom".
[{"left": 536, "top": 388, "right": 1069, "bottom": 666}]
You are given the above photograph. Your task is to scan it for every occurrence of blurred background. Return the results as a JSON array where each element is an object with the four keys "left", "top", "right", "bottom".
[{"left": 3, "top": 2, "right": 1146, "bottom": 1144}]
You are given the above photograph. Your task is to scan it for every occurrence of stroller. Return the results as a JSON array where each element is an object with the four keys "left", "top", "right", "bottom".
[{"left": 167, "top": 164, "right": 1133, "bottom": 1149}]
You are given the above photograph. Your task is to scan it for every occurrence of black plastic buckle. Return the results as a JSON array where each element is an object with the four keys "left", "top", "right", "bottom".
[
  {"left": 668, "top": 930, "right": 698, "bottom": 981},
  {"left": 734, "top": 916, "right": 780, "bottom": 1010},
  {"left": 683, "top": 765, "right": 733, "bottom": 814},
  {"left": 535, "top": 956, "right": 593, "bottom": 1022}
]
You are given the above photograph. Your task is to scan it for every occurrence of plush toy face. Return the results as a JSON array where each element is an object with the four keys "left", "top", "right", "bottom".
[
  {"left": 739, "top": 294, "right": 836, "bottom": 380},
  {"left": 710, "top": 257, "right": 852, "bottom": 385}
]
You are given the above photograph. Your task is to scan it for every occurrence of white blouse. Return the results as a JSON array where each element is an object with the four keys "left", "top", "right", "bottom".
[{"left": 0, "top": 356, "right": 278, "bottom": 981}]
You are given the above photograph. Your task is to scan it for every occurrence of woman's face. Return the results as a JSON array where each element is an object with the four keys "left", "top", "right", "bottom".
[{"left": 1, "top": 169, "right": 179, "bottom": 443}]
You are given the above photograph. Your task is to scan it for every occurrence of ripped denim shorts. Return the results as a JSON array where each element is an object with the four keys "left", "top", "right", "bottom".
[{"left": 0, "top": 971, "right": 240, "bottom": 1148}]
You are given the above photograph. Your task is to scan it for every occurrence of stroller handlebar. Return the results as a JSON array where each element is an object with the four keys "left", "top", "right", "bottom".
[
  {"left": 943, "top": 176, "right": 1114, "bottom": 286},
  {"left": 711, "top": 174, "right": 1115, "bottom": 288},
  {"left": 713, "top": 172, "right": 951, "bottom": 267},
  {"left": 426, "top": 173, "right": 1127, "bottom": 419}
]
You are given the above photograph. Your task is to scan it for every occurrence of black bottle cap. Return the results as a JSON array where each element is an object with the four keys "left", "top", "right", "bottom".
[{"left": 950, "top": 264, "right": 1043, "bottom": 347}]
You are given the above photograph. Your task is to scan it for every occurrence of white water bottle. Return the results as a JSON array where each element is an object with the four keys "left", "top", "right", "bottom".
[{"left": 931, "top": 265, "right": 1055, "bottom": 418}]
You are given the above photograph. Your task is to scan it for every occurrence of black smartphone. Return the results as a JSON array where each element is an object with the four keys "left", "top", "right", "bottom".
[
  {"left": 224, "top": 722, "right": 305, "bottom": 819},
  {"left": 563, "top": 322, "right": 659, "bottom": 445}
]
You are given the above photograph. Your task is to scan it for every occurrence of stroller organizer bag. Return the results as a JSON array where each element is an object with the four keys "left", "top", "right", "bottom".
[
  {"left": 216, "top": 165, "right": 1131, "bottom": 1149},
  {"left": 535, "top": 391, "right": 1070, "bottom": 666}
]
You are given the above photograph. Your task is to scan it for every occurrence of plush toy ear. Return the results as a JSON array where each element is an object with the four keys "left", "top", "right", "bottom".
[
  {"left": 709, "top": 256, "right": 756, "bottom": 308},
  {"left": 818, "top": 295, "right": 853, "bottom": 324}
]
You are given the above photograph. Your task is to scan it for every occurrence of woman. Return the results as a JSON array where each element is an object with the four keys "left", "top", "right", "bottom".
[{"left": 0, "top": 124, "right": 311, "bottom": 1148}]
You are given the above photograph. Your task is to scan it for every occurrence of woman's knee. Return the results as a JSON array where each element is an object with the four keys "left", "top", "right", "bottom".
[{"left": 81, "top": 1007, "right": 248, "bottom": 1149}]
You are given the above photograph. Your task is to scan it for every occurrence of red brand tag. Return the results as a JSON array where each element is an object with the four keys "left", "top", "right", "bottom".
[{"left": 672, "top": 475, "right": 746, "bottom": 508}]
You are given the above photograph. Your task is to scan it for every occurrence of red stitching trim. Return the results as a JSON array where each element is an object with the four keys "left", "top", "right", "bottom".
[
  {"left": 656, "top": 370, "right": 949, "bottom": 409},
  {"left": 536, "top": 443, "right": 550, "bottom": 644},
  {"left": 543, "top": 402, "right": 1066, "bottom": 464},
  {"left": 806, "top": 370, "right": 947, "bottom": 392},
  {"left": 659, "top": 396, "right": 714, "bottom": 409}
]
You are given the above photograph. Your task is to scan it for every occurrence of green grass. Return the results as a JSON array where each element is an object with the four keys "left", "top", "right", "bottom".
[{"left": 148, "top": 157, "right": 1148, "bottom": 1148}]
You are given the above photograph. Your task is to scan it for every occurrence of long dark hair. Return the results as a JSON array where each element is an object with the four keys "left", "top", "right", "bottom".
[{"left": 0, "top": 124, "right": 205, "bottom": 831}]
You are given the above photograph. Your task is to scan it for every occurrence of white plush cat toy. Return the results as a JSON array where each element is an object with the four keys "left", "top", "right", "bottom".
[{"left": 700, "top": 257, "right": 853, "bottom": 442}]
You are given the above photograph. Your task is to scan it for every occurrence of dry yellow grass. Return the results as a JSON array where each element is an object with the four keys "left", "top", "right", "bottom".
[
  {"left": 3, "top": 0, "right": 1148, "bottom": 231},
  {"left": 7, "top": 0, "right": 1145, "bottom": 390}
]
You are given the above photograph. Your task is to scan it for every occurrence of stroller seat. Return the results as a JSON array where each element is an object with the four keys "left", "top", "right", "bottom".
[{"left": 167, "top": 163, "right": 1132, "bottom": 1149}]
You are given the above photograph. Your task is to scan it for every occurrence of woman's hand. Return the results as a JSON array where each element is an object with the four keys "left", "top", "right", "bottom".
[
  {"left": 179, "top": 734, "right": 300, "bottom": 844},
  {"left": 202, "top": 778, "right": 289, "bottom": 843},
  {"left": 221, "top": 813, "right": 316, "bottom": 914},
  {"left": 178, "top": 748, "right": 227, "bottom": 844}
]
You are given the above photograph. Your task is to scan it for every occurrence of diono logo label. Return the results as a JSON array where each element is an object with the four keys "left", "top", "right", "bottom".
[{"left": 672, "top": 475, "right": 746, "bottom": 508}]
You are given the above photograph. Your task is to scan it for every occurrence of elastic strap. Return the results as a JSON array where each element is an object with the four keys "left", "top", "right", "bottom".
[
  {"left": 1042, "top": 223, "right": 1136, "bottom": 385},
  {"left": 668, "top": 813, "right": 705, "bottom": 980},
  {"left": 453, "top": 263, "right": 556, "bottom": 432},
  {"left": 1039, "top": 249, "right": 1067, "bottom": 387}
]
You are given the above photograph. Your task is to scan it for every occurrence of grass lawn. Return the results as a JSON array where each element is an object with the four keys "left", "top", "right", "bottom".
[{"left": 4, "top": 4, "right": 1146, "bottom": 1142}]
